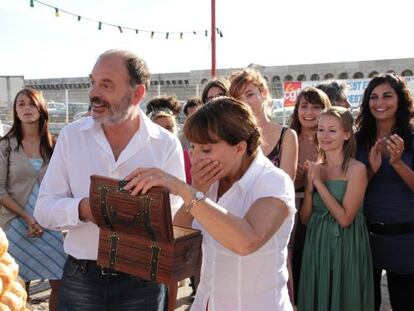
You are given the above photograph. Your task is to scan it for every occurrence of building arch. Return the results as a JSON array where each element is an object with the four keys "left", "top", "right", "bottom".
[
  {"left": 284, "top": 75, "right": 293, "bottom": 81},
  {"left": 338, "top": 72, "right": 348, "bottom": 79},
  {"left": 200, "top": 78, "right": 208, "bottom": 85},
  {"left": 369, "top": 71, "right": 378, "bottom": 78},
  {"left": 401, "top": 69, "right": 413, "bottom": 77},
  {"left": 353, "top": 72, "right": 364, "bottom": 79},
  {"left": 297, "top": 74, "right": 306, "bottom": 81},
  {"left": 324, "top": 73, "right": 334, "bottom": 80},
  {"left": 272, "top": 76, "right": 281, "bottom": 83},
  {"left": 310, "top": 74, "right": 320, "bottom": 81}
]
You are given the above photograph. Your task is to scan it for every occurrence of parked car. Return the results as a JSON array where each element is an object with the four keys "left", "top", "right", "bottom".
[
  {"left": 47, "top": 102, "right": 67, "bottom": 123},
  {"left": 270, "top": 106, "right": 295, "bottom": 126},
  {"left": 73, "top": 110, "right": 90, "bottom": 121},
  {"left": 68, "top": 102, "right": 90, "bottom": 120}
]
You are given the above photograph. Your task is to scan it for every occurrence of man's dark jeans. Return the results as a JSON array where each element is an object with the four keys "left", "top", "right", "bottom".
[{"left": 58, "top": 256, "right": 167, "bottom": 311}]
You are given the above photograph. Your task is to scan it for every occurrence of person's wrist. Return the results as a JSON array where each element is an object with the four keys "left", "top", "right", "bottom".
[
  {"left": 368, "top": 166, "right": 378, "bottom": 175},
  {"left": 185, "top": 190, "right": 205, "bottom": 213},
  {"left": 22, "top": 213, "right": 32, "bottom": 222},
  {"left": 304, "top": 189, "right": 313, "bottom": 196},
  {"left": 78, "top": 198, "right": 91, "bottom": 221},
  {"left": 313, "top": 179, "right": 324, "bottom": 190},
  {"left": 390, "top": 159, "right": 403, "bottom": 167}
]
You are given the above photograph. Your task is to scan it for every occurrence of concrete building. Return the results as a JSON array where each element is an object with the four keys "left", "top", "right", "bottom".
[
  {"left": 0, "top": 56, "right": 408, "bottom": 113},
  {"left": 22, "top": 57, "right": 414, "bottom": 108}
]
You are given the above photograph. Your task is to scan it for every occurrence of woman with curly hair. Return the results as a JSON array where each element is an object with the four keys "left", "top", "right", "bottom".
[{"left": 355, "top": 73, "right": 414, "bottom": 311}]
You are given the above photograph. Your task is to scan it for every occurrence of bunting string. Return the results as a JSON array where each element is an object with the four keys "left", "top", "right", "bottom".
[{"left": 29, "top": 0, "right": 224, "bottom": 39}]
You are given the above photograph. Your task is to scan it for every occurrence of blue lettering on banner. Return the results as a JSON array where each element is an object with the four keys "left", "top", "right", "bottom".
[{"left": 348, "top": 94, "right": 363, "bottom": 104}]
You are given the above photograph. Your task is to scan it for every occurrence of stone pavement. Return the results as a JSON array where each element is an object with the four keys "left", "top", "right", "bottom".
[{"left": 27, "top": 275, "right": 391, "bottom": 310}]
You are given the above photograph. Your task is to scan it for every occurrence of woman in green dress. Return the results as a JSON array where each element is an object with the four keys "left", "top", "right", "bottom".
[{"left": 298, "top": 107, "right": 374, "bottom": 311}]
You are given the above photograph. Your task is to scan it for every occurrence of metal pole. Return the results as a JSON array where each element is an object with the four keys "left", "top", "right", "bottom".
[{"left": 211, "top": 0, "right": 216, "bottom": 78}]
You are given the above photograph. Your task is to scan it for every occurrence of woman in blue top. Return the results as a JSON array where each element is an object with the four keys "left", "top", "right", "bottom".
[{"left": 355, "top": 73, "right": 414, "bottom": 311}]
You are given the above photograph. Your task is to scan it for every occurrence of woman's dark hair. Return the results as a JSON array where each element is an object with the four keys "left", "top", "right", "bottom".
[
  {"left": 316, "top": 81, "right": 347, "bottom": 105},
  {"left": 183, "top": 97, "right": 202, "bottom": 116},
  {"left": 201, "top": 78, "right": 230, "bottom": 104},
  {"left": 184, "top": 96, "right": 261, "bottom": 156},
  {"left": 145, "top": 95, "right": 182, "bottom": 116},
  {"left": 1, "top": 88, "right": 56, "bottom": 161},
  {"left": 355, "top": 73, "right": 414, "bottom": 150},
  {"left": 289, "top": 87, "right": 332, "bottom": 135}
]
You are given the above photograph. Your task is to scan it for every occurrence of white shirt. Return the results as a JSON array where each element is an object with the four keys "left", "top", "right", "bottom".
[
  {"left": 191, "top": 151, "right": 296, "bottom": 311},
  {"left": 34, "top": 109, "right": 185, "bottom": 260}
]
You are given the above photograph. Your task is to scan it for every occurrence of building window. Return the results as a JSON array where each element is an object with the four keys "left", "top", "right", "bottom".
[
  {"left": 338, "top": 72, "right": 348, "bottom": 79},
  {"left": 401, "top": 70, "right": 413, "bottom": 77},
  {"left": 153, "top": 81, "right": 158, "bottom": 85},
  {"left": 160, "top": 81, "right": 164, "bottom": 85},
  {"left": 166, "top": 81, "right": 171, "bottom": 85},
  {"left": 272, "top": 76, "right": 281, "bottom": 83},
  {"left": 201, "top": 78, "right": 208, "bottom": 85},
  {"left": 284, "top": 75, "right": 293, "bottom": 81},
  {"left": 178, "top": 80, "right": 183, "bottom": 85},
  {"left": 172, "top": 80, "right": 176, "bottom": 85},
  {"left": 324, "top": 73, "right": 334, "bottom": 79},
  {"left": 353, "top": 72, "right": 364, "bottom": 79},
  {"left": 310, "top": 74, "right": 320, "bottom": 81},
  {"left": 264, "top": 76, "right": 269, "bottom": 81},
  {"left": 297, "top": 74, "right": 306, "bottom": 81},
  {"left": 184, "top": 80, "right": 189, "bottom": 85},
  {"left": 369, "top": 71, "right": 378, "bottom": 78}
]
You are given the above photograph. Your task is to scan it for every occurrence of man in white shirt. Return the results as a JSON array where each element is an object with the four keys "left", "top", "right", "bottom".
[{"left": 35, "top": 49, "right": 185, "bottom": 310}]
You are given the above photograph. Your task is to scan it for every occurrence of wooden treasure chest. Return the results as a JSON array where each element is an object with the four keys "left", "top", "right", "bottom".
[{"left": 89, "top": 175, "right": 202, "bottom": 284}]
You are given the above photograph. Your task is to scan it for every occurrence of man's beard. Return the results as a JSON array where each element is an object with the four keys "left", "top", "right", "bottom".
[{"left": 90, "top": 92, "right": 133, "bottom": 125}]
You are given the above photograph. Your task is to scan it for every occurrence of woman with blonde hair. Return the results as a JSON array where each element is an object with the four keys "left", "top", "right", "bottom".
[{"left": 298, "top": 107, "right": 374, "bottom": 310}]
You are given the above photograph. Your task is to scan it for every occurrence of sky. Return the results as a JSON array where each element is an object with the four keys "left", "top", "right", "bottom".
[{"left": 0, "top": 0, "right": 413, "bottom": 79}]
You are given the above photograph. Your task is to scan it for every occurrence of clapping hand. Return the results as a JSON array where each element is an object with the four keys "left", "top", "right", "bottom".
[
  {"left": 304, "top": 160, "right": 320, "bottom": 193},
  {"left": 296, "top": 163, "right": 306, "bottom": 184},
  {"left": 368, "top": 138, "right": 384, "bottom": 174},
  {"left": 387, "top": 134, "right": 404, "bottom": 165}
]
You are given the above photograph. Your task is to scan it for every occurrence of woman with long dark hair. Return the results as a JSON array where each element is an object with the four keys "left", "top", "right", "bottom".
[
  {"left": 0, "top": 88, "right": 65, "bottom": 310},
  {"left": 289, "top": 87, "right": 331, "bottom": 304},
  {"left": 355, "top": 73, "right": 414, "bottom": 311}
]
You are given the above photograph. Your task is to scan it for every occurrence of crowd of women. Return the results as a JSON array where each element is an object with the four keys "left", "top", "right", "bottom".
[{"left": 0, "top": 68, "right": 413, "bottom": 311}]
